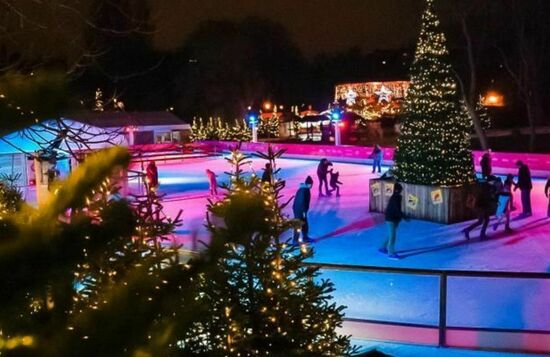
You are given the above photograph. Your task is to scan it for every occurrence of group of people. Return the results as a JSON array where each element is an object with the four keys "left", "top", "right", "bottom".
[
  {"left": 148, "top": 146, "right": 550, "bottom": 257},
  {"left": 461, "top": 150, "right": 537, "bottom": 240},
  {"left": 316, "top": 158, "right": 343, "bottom": 197}
]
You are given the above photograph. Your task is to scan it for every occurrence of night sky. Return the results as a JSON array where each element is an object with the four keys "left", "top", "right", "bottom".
[{"left": 151, "top": 0, "right": 424, "bottom": 56}]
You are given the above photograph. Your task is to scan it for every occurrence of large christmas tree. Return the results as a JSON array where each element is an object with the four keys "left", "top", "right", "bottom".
[{"left": 393, "top": 0, "right": 475, "bottom": 186}]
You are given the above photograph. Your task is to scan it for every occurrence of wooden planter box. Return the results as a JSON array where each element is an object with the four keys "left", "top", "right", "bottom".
[{"left": 369, "top": 179, "right": 479, "bottom": 224}]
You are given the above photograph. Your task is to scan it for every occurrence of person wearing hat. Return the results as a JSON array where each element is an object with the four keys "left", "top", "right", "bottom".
[
  {"left": 379, "top": 182, "right": 407, "bottom": 259},
  {"left": 292, "top": 176, "right": 314, "bottom": 244},
  {"left": 514, "top": 160, "right": 532, "bottom": 217}
]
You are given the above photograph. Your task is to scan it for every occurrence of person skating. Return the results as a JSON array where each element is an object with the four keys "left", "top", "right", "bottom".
[
  {"left": 462, "top": 180, "right": 495, "bottom": 240},
  {"left": 493, "top": 176, "right": 512, "bottom": 233},
  {"left": 316, "top": 158, "right": 333, "bottom": 196},
  {"left": 261, "top": 163, "right": 273, "bottom": 184},
  {"left": 545, "top": 177, "right": 550, "bottom": 217},
  {"left": 514, "top": 160, "right": 532, "bottom": 217},
  {"left": 145, "top": 160, "right": 159, "bottom": 192},
  {"left": 379, "top": 182, "right": 407, "bottom": 259},
  {"left": 369, "top": 144, "right": 383, "bottom": 174},
  {"left": 480, "top": 149, "right": 492, "bottom": 180},
  {"left": 292, "top": 176, "right": 314, "bottom": 244},
  {"left": 206, "top": 169, "right": 218, "bottom": 196},
  {"left": 328, "top": 169, "right": 343, "bottom": 197}
]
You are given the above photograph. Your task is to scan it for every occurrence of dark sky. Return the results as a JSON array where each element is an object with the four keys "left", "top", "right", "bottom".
[{"left": 150, "top": 0, "right": 424, "bottom": 56}]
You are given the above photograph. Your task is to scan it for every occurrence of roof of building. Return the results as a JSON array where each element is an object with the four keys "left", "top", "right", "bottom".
[{"left": 64, "top": 111, "right": 186, "bottom": 128}]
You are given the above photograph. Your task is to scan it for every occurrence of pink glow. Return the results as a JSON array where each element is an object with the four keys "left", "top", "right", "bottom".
[{"left": 196, "top": 141, "right": 550, "bottom": 176}]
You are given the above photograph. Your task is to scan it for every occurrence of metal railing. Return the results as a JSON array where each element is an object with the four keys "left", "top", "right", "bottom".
[{"left": 303, "top": 261, "right": 550, "bottom": 351}]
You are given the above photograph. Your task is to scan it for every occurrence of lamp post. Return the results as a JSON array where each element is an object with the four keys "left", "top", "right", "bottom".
[
  {"left": 248, "top": 112, "right": 258, "bottom": 143},
  {"left": 330, "top": 105, "right": 343, "bottom": 146}
]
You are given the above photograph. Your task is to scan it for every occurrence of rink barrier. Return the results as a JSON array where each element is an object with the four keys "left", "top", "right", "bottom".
[
  {"left": 303, "top": 262, "right": 550, "bottom": 355},
  {"left": 195, "top": 141, "right": 550, "bottom": 177}
]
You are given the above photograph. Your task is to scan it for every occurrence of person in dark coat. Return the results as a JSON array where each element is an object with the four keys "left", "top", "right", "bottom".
[
  {"left": 480, "top": 149, "right": 492, "bottom": 180},
  {"left": 317, "top": 158, "right": 333, "bottom": 196},
  {"left": 545, "top": 177, "right": 550, "bottom": 217},
  {"left": 514, "top": 160, "right": 532, "bottom": 216},
  {"left": 145, "top": 160, "right": 159, "bottom": 192},
  {"left": 261, "top": 163, "right": 273, "bottom": 184},
  {"left": 462, "top": 180, "right": 496, "bottom": 240},
  {"left": 292, "top": 176, "right": 314, "bottom": 244},
  {"left": 369, "top": 144, "right": 383, "bottom": 174},
  {"left": 379, "top": 182, "right": 407, "bottom": 259},
  {"left": 328, "top": 169, "right": 343, "bottom": 197}
]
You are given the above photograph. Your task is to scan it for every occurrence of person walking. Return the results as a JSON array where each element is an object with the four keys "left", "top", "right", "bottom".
[
  {"left": 261, "top": 163, "right": 273, "bottom": 184},
  {"left": 514, "top": 160, "right": 532, "bottom": 217},
  {"left": 145, "top": 160, "right": 159, "bottom": 192},
  {"left": 292, "top": 176, "right": 314, "bottom": 244},
  {"left": 462, "top": 180, "right": 495, "bottom": 240},
  {"left": 480, "top": 149, "right": 492, "bottom": 180},
  {"left": 369, "top": 144, "right": 383, "bottom": 174},
  {"left": 206, "top": 169, "right": 218, "bottom": 196},
  {"left": 316, "top": 158, "right": 333, "bottom": 196},
  {"left": 545, "top": 177, "right": 550, "bottom": 217},
  {"left": 379, "top": 182, "right": 407, "bottom": 259}
]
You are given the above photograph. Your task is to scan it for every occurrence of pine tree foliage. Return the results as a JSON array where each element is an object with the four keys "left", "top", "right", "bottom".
[
  {"left": 393, "top": 0, "right": 475, "bottom": 186},
  {"left": 258, "top": 115, "right": 280, "bottom": 138},
  {"left": 476, "top": 97, "right": 491, "bottom": 132},
  {"left": 179, "top": 147, "right": 357, "bottom": 356},
  {"left": 191, "top": 117, "right": 252, "bottom": 142}
]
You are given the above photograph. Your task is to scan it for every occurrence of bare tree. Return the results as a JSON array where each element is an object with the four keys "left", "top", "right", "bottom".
[
  {"left": 449, "top": 0, "right": 490, "bottom": 150},
  {"left": 498, "top": 0, "right": 549, "bottom": 151}
]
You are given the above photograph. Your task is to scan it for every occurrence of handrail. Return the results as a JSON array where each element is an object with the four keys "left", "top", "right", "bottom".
[
  {"left": 302, "top": 261, "right": 550, "bottom": 350},
  {"left": 302, "top": 261, "right": 550, "bottom": 279}
]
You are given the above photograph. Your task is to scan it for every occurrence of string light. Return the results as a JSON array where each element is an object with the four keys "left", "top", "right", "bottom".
[{"left": 393, "top": 0, "right": 475, "bottom": 186}]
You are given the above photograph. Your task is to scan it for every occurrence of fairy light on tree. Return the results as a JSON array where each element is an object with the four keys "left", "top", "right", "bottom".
[
  {"left": 393, "top": 0, "right": 475, "bottom": 186},
  {"left": 180, "top": 146, "right": 357, "bottom": 355}
]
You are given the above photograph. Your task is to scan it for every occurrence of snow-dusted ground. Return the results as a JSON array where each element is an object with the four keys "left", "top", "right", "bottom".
[{"left": 137, "top": 155, "right": 550, "bottom": 348}]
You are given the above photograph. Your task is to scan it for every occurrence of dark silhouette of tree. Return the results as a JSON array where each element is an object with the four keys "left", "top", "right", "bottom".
[{"left": 173, "top": 17, "right": 308, "bottom": 119}]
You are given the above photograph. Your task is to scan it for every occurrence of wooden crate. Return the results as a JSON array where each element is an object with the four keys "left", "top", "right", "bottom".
[{"left": 369, "top": 179, "right": 479, "bottom": 224}]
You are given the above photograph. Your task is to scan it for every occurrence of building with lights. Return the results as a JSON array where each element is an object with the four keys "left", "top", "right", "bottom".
[{"left": 334, "top": 80, "right": 410, "bottom": 120}]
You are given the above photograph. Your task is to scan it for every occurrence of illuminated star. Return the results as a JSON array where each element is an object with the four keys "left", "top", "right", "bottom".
[
  {"left": 344, "top": 89, "right": 358, "bottom": 106},
  {"left": 375, "top": 85, "right": 392, "bottom": 103}
]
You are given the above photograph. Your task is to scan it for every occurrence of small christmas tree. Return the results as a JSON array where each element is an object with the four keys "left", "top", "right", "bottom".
[
  {"left": 476, "top": 97, "right": 491, "bottom": 132},
  {"left": 258, "top": 115, "right": 280, "bottom": 138},
  {"left": 179, "top": 147, "right": 356, "bottom": 355},
  {"left": 393, "top": 0, "right": 475, "bottom": 186}
]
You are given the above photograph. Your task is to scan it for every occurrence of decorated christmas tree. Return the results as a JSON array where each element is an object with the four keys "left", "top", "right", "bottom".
[
  {"left": 258, "top": 114, "right": 280, "bottom": 138},
  {"left": 393, "top": 0, "right": 475, "bottom": 186},
  {"left": 179, "top": 147, "right": 356, "bottom": 355}
]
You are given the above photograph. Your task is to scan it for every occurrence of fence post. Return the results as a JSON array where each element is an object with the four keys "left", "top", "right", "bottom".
[{"left": 439, "top": 272, "right": 448, "bottom": 347}]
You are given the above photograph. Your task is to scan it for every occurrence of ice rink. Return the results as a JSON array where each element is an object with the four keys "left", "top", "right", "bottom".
[{"left": 137, "top": 155, "right": 550, "bottom": 354}]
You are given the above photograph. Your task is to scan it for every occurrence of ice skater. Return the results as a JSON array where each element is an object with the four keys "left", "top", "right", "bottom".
[
  {"left": 462, "top": 180, "right": 495, "bottom": 240},
  {"left": 261, "top": 163, "right": 273, "bottom": 184},
  {"left": 317, "top": 158, "right": 333, "bottom": 196},
  {"left": 480, "top": 149, "right": 492, "bottom": 180},
  {"left": 145, "top": 160, "right": 159, "bottom": 192},
  {"left": 369, "top": 144, "right": 383, "bottom": 174},
  {"left": 292, "top": 176, "right": 314, "bottom": 244},
  {"left": 514, "top": 160, "right": 532, "bottom": 217},
  {"left": 328, "top": 168, "right": 343, "bottom": 197},
  {"left": 206, "top": 169, "right": 218, "bottom": 196},
  {"left": 379, "top": 182, "right": 407, "bottom": 260},
  {"left": 493, "top": 176, "right": 512, "bottom": 233}
]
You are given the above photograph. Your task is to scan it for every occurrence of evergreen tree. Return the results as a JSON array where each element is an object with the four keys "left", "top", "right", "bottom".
[
  {"left": 393, "top": 0, "right": 475, "bottom": 186},
  {"left": 258, "top": 115, "right": 280, "bottom": 138},
  {"left": 180, "top": 147, "right": 356, "bottom": 356}
]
